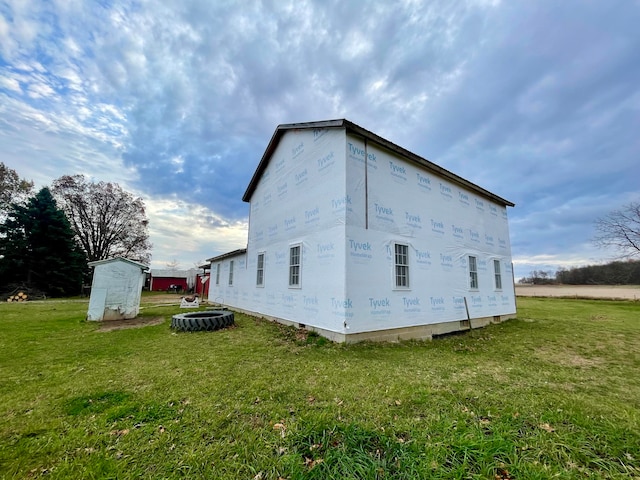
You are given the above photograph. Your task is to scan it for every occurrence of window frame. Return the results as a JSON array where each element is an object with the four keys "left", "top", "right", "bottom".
[
  {"left": 469, "top": 255, "right": 479, "bottom": 290},
  {"left": 289, "top": 244, "right": 302, "bottom": 288},
  {"left": 494, "top": 259, "right": 502, "bottom": 290},
  {"left": 394, "top": 243, "right": 410, "bottom": 289},
  {"left": 256, "top": 252, "right": 265, "bottom": 287},
  {"left": 228, "top": 260, "right": 234, "bottom": 286}
]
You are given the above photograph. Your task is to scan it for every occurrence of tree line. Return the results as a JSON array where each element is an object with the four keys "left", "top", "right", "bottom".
[
  {"left": 519, "top": 201, "right": 640, "bottom": 286},
  {"left": 0, "top": 163, "right": 151, "bottom": 297},
  {"left": 520, "top": 260, "right": 640, "bottom": 285}
]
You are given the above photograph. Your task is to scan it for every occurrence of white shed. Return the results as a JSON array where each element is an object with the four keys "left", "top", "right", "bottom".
[{"left": 87, "top": 257, "right": 148, "bottom": 321}]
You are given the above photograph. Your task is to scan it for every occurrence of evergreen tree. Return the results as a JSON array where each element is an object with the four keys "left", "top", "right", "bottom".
[{"left": 0, "top": 188, "right": 87, "bottom": 296}]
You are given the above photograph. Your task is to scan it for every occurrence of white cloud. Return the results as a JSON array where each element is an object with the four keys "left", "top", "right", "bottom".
[
  {"left": 27, "top": 81, "right": 55, "bottom": 98},
  {"left": 0, "top": 74, "right": 21, "bottom": 93},
  {"left": 145, "top": 196, "right": 248, "bottom": 268}
]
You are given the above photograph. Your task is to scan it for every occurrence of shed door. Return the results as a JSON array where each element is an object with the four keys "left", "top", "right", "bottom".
[{"left": 87, "top": 288, "right": 107, "bottom": 321}]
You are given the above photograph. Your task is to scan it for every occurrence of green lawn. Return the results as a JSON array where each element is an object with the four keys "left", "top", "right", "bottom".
[{"left": 1, "top": 296, "right": 639, "bottom": 479}]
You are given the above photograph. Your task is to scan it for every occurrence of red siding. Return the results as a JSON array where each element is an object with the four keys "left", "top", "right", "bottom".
[
  {"left": 195, "top": 274, "right": 210, "bottom": 296},
  {"left": 151, "top": 277, "right": 188, "bottom": 292}
]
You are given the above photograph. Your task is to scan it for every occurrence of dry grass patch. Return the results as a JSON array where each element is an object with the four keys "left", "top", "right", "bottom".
[
  {"left": 96, "top": 316, "right": 166, "bottom": 332},
  {"left": 534, "top": 347, "right": 604, "bottom": 368}
]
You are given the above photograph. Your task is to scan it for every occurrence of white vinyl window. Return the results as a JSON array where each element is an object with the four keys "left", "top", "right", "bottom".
[
  {"left": 256, "top": 252, "right": 265, "bottom": 287},
  {"left": 228, "top": 260, "right": 234, "bottom": 286},
  {"left": 394, "top": 243, "right": 409, "bottom": 288},
  {"left": 469, "top": 255, "right": 478, "bottom": 289},
  {"left": 289, "top": 244, "right": 301, "bottom": 287},
  {"left": 494, "top": 259, "right": 502, "bottom": 290}
]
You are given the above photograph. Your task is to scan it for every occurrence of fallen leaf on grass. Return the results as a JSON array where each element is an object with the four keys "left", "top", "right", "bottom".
[
  {"left": 539, "top": 423, "right": 555, "bottom": 433},
  {"left": 253, "top": 472, "right": 263, "bottom": 480},
  {"left": 273, "top": 422, "right": 286, "bottom": 438},
  {"left": 495, "top": 467, "right": 514, "bottom": 479},
  {"left": 110, "top": 429, "right": 129, "bottom": 436},
  {"left": 158, "top": 425, "right": 166, "bottom": 434},
  {"left": 304, "top": 457, "right": 324, "bottom": 469}
]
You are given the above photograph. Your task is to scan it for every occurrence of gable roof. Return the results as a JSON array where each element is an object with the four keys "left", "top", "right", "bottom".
[
  {"left": 242, "top": 119, "right": 514, "bottom": 207},
  {"left": 88, "top": 257, "right": 148, "bottom": 271},
  {"left": 206, "top": 248, "right": 248, "bottom": 263}
]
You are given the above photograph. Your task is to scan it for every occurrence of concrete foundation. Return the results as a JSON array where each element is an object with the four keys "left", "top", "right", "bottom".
[{"left": 209, "top": 302, "right": 516, "bottom": 343}]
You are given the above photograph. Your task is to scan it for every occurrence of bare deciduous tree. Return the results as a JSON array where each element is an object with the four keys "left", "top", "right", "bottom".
[
  {"left": 166, "top": 259, "right": 180, "bottom": 270},
  {"left": 52, "top": 175, "right": 152, "bottom": 264},
  {"left": 593, "top": 202, "right": 640, "bottom": 258},
  {"left": 0, "top": 163, "right": 34, "bottom": 216}
]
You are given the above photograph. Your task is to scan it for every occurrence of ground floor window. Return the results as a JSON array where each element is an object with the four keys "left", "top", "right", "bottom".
[
  {"left": 256, "top": 252, "right": 265, "bottom": 286},
  {"left": 215, "top": 263, "right": 220, "bottom": 285},
  {"left": 289, "top": 244, "right": 301, "bottom": 287},
  {"left": 494, "top": 259, "right": 502, "bottom": 290},
  {"left": 469, "top": 255, "right": 478, "bottom": 289},
  {"left": 395, "top": 243, "right": 409, "bottom": 288},
  {"left": 229, "top": 260, "right": 234, "bottom": 286}
]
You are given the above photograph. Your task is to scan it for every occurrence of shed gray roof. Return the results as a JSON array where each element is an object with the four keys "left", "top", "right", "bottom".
[
  {"left": 88, "top": 257, "right": 148, "bottom": 271},
  {"left": 242, "top": 119, "right": 514, "bottom": 207}
]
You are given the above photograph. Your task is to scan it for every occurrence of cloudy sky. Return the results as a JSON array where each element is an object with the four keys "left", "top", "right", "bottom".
[{"left": 1, "top": 0, "right": 638, "bottom": 279}]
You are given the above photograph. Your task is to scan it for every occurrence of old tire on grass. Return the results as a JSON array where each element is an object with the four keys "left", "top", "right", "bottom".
[{"left": 171, "top": 310, "right": 234, "bottom": 332}]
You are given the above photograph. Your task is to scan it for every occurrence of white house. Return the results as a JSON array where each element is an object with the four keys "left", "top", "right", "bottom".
[
  {"left": 87, "top": 257, "right": 148, "bottom": 321},
  {"left": 207, "top": 119, "right": 516, "bottom": 342}
]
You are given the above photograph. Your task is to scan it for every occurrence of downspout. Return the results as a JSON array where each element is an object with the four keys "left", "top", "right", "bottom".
[
  {"left": 512, "top": 261, "right": 517, "bottom": 312},
  {"left": 364, "top": 137, "right": 369, "bottom": 229}
]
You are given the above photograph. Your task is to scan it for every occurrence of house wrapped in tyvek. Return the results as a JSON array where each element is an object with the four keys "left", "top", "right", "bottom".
[{"left": 208, "top": 119, "right": 516, "bottom": 342}]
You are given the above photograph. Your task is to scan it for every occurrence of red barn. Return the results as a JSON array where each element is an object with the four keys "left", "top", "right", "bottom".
[{"left": 149, "top": 269, "right": 190, "bottom": 292}]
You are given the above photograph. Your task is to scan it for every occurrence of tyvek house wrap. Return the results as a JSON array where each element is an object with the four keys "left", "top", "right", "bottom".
[{"left": 208, "top": 122, "right": 515, "bottom": 338}]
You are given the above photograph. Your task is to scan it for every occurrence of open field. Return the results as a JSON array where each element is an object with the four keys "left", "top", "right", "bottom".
[
  {"left": 516, "top": 284, "right": 640, "bottom": 300},
  {"left": 1, "top": 295, "right": 639, "bottom": 479}
]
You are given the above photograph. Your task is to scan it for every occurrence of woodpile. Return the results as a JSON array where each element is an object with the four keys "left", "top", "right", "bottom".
[{"left": 6, "top": 291, "right": 28, "bottom": 302}]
